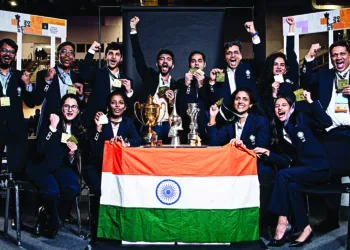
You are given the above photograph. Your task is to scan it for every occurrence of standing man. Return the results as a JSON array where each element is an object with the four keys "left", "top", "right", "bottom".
[
  {"left": 0, "top": 38, "right": 35, "bottom": 173},
  {"left": 208, "top": 21, "right": 264, "bottom": 124},
  {"left": 130, "top": 16, "right": 176, "bottom": 144},
  {"left": 301, "top": 40, "right": 350, "bottom": 233},
  {"left": 80, "top": 41, "right": 135, "bottom": 128},
  {"left": 34, "top": 41, "right": 84, "bottom": 135},
  {"left": 176, "top": 51, "right": 210, "bottom": 144}
]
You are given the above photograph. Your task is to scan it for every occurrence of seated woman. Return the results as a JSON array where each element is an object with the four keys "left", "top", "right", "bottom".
[
  {"left": 83, "top": 90, "right": 141, "bottom": 241},
  {"left": 27, "top": 94, "right": 83, "bottom": 238},
  {"left": 258, "top": 16, "right": 299, "bottom": 120},
  {"left": 254, "top": 91, "right": 332, "bottom": 247},
  {"left": 207, "top": 87, "right": 274, "bottom": 232}
]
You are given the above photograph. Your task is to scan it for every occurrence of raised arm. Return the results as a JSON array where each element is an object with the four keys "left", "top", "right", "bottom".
[{"left": 285, "top": 16, "right": 299, "bottom": 89}]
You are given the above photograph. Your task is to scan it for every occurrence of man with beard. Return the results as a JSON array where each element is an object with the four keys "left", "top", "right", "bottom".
[
  {"left": 0, "top": 38, "right": 35, "bottom": 173},
  {"left": 175, "top": 51, "right": 210, "bottom": 144},
  {"left": 130, "top": 16, "right": 176, "bottom": 144},
  {"left": 80, "top": 41, "right": 135, "bottom": 129},
  {"left": 300, "top": 40, "right": 350, "bottom": 233},
  {"left": 208, "top": 21, "right": 264, "bottom": 123},
  {"left": 33, "top": 41, "right": 84, "bottom": 135}
]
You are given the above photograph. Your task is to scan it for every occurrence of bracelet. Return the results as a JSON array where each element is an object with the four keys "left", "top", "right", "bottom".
[
  {"left": 251, "top": 31, "right": 258, "bottom": 37},
  {"left": 131, "top": 28, "right": 137, "bottom": 31}
]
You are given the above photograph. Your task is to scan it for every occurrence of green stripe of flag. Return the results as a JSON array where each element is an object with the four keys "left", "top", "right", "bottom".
[{"left": 98, "top": 205, "right": 259, "bottom": 243}]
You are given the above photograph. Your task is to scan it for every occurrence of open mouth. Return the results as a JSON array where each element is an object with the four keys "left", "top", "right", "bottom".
[
  {"left": 113, "top": 108, "right": 122, "bottom": 114},
  {"left": 335, "top": 60, "right": 344, "bottom": 69},
  {"left": 66, "top": 112, "right": 74, "bottom": 118},
  {"left": 2, "top": 56, "right": 11, "bottom": 63},
  {"left": 277, "top": 111, "right": 286, "bottom": 119},
  {"left": 161, "top": 64, "right": 169, "bottom": 72}
]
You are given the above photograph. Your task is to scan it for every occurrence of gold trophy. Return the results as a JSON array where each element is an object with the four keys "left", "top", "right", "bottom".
[{"left": 134, "top": 95, "right": 166, "bottom": 145}]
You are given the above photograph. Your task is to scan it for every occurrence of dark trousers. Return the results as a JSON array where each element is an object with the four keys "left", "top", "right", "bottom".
[
  {"left": 258, "top": 163, "right": 275, "bottom": 228},
  {"left": 29, "top": 167, "right": 80, "bottom": 230},
  {"left": 269, "top": 167, "right": 330, "bottom": 231}
]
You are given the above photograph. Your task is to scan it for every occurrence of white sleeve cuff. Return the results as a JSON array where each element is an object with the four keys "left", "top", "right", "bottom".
[
  {"left": 252, "top": 37, "right": 261, "bottom": 44},
  {"left": 88, "top": 49, "right": 96, "bottom": 55},
  {"left": 126, "top": 90, "right": 134, "bottom": 98},
  {"left": 26, "top": 84, "right": 33, "bottom": 92},
  {"left": 130, "top": 31, "right": 137, "bottom": 35},
  {"left": 287, "top": 32, "right": 295, "bottom": 36},
  {"left": 49, "top": 126, "right": 57, "bottom": 132}
]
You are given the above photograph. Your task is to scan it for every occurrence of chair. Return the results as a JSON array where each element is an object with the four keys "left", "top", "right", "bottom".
[{"left": 302, "top": 182, "right": 350, "bottom": 250}]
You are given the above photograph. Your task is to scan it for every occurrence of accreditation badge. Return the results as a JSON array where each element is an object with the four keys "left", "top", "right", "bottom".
[
  {"left": 61, "top": 133, "right": 71, "bottom": 143},
  {"left": 337, "top": 79, "right": 348, "bottom": 93},
  {"left": 67, "top": 86, "right": 77, "bottom": 95},
  {"left": 335, "top": 95, "right": 349, "bottom": 113},
  {"left": 0, "top": 97, "right": 10, "bottom": 107},
  {"left": 112, "top": 79, "right": 122, "bottom": 88}
]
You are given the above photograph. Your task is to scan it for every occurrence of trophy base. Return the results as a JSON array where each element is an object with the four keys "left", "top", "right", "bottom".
[
  {"left": 170, "top": 136, "right": 181, "bottom": 146},
  {"left": 142, "top": 133, "right": 158, "bottom": 145},
  {"left": 188, "top": 133, "right": 198, "bottom": 141}
]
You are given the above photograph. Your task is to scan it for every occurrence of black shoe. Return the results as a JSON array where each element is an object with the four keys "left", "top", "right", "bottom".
[
  {"left": 33, "top": 206, "right": 47, "bottom": 236},
  {"left": 289, "top": 232, "right": 313, "bottom": 247},
  {"left": 267, "top": 223, "right": 292, "bottom": 247},
  {"left": 313, "top": 219, "right": 339, "bottom": 233}
]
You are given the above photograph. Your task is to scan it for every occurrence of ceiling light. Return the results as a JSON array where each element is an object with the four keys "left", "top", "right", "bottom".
[{"left": 10, "top": 1, "right": 17, "bottom": 6}]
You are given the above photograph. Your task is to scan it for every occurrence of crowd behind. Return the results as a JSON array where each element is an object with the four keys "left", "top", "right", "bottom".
[{"left": 0, "top": 15, "right": 350, "bottom": 247}]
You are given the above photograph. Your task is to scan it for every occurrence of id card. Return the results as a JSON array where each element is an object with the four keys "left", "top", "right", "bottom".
[
  {"left": 61, "top": 133, "right": 71, "bottom": 143},
  {"left": 335, "top": 95, "right": 349, "bottom": 113},
  {"left": 112, "top": 79, "right": 122, "bottom": 88},
  {"left": 337, "top": 79, "right": 348, "bottom": 93},
  {"left": 98, "top": 114, "right": 109, "bottom": 125},
  {"left": 68, "top": 86, "right": 77, "bottom": 95},
  {"left": 294, "top": 89, "right": 305, "bottom": 102},
  {"left": 0, "top": 97, "right": 10, "bottom": 107},
  {"left": 216, "top": 72, "right": 225, "bottom": 82}
]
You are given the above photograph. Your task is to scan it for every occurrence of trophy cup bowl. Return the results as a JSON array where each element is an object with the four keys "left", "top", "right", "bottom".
[
  {"left": 187, "top": 103, "right": 200, "bottom": 141},
  {"left": 134, "top": 95, "right": 166, "bottom": 145}
]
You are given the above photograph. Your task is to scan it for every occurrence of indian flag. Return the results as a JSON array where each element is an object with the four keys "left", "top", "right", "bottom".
[{"left": 98, "top": 143, "right": 260, "bottom": 243}]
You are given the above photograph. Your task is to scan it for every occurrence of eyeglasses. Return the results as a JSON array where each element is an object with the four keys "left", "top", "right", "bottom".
[
  {"left": 62, "top": 104, "right": 79, "bottom": 112},
  {"left": 0, "top": 48, "right": 16, "bottom": 55},
  {"left": 59, "top": 49, "right": 75, "bottom": 56}
]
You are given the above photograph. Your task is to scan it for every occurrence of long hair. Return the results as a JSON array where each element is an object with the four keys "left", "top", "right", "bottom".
[{"left": 258, "top": 52, "right": 288, "bottom": 97}]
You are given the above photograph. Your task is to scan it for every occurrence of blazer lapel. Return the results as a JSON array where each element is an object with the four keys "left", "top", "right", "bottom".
[
  {"left": 105, "top": 122, "right": 114, "bottom": 139},
  {"left": 322, "top": 70, "right": 336, "bottom": 108},
  {"left": 240, "top": 115, "right": 252, "bottom": 141},
  {"left": 117, "top": 119, "right": 126, "bottom": 137}
]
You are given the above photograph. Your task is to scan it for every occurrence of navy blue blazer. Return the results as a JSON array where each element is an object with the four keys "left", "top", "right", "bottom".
[
  {"left": 300, "top": 60, "right": 350, "bottom": 110},
  {"left": 266, "top": 101, "right": 332, "bottom": 171},
  {"left": 91, "top": 117, "right": 141, "bottom": 168},
  {"left": 0, "top": 69, "right": 35, "bottom": 136},
  {"left": 34, "top": 67, "right": 82, "bottom": 133},
  {"left": 130, "top": 33, "right": 176, "bottom": 114},
  {"left": 80, "top": 52, "right": 136, "bottom": 128},
  {"left": 207, "top": 113, "right": 270, "bottom": 150},
  {"left": 209, "top": 41, "right": 264, "bottom": 107}
]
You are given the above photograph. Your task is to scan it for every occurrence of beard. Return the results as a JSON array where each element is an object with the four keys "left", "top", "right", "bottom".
[{"left": 158, "top": 63, "right": 172, "bottom": 76}]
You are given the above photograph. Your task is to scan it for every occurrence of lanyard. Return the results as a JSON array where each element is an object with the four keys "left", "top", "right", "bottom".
[
  {"left": 108, "top": 69, "right": 119, "bottom": 79},
  {"left": 0, "top": 70, "right": 12, "bottom": 96},
  {"left": 57, "top": 71, "right": 72, "bottom": 86},
  {"left": 336, "top": 69, "right": 349, "bottom": 80}
]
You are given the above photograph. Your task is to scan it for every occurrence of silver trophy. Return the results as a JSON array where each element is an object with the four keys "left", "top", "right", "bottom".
[
  {"left": 187, "top": 103, "right": 200, "bottom": 141},
  {"left": 168, "top": 90, "right": 183, "bottom": 146}
]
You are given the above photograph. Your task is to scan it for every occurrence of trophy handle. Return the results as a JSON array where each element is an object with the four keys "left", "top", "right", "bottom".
[
  {"left": 134, "top": 102, "right": 146, "bottom": 126},
  {"left": 159, "top": 102, "right": 167, "bottom": 123}
]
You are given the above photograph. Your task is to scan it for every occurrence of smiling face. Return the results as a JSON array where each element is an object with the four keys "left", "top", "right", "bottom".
[
  {"left": 156, "top": 53, "right": 174, "bottom": 75},
  {"left": 109, "top": 94, "right": 126, "bottom": 118},
  {"left": 62, "top": 97, "right": 79, "bottom": 121},
  {"left": 331, "top": 46, "right": 350, "bottom": 72},
  {"left": 58, "top": 45, "right": 75, "bottom": 69},
  {"left": 273, "top": 57, "right": 287, "bottom": 75},
  {"left": 225, "top": 45, "right": 242, "bottom": 69},
  {"left": 0, "top": 44, "right": 16, "bottom": 67},
  {"left": 189, "top": 53, "right": 206, "bottom": 70},
  {"left": 233, "top": 91, "right": 252, "bottom": 115},
  {"left": 105, "top": 49, "right": 122, "bottom": 70},
  {"left": 274, "top": 98, "right": 291, "bottom": 122}
]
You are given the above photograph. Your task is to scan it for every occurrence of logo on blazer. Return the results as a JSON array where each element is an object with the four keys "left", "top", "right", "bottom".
[
  {"left": 297, "top": 131, "right": 306, "bottom": 142},
  {"left": 44, "top": 84, "right": 50, "bottom": 92},
  {"left": 17, "top": 87, "right": 21, "bottom": 97},
  {"left": 246, "top": 70, "right": 251, "bottom": 79},
  {"left": 285, "top": 79, "right": 294, "bottom": 84},
  {"left": 302, "top": 65, "right": 306, "bottom": 73},
  {"left": 249, "top": 135, "right": 256, "bottom": 145}
]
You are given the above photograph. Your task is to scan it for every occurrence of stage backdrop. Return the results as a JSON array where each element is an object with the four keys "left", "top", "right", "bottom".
[{"left": 122, "top": 6, "right": 225, "bottom": 94}]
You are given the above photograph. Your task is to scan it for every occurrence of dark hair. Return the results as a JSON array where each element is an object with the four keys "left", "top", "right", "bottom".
[
  {"left": 57, "top": 41, "right": 75, "bottom": 53},
  {"left": 157, "top": 49, "right": 175, "bottom": 63},
  {"left": 58, "top": 94, "right": 83, "bottom": 137},
  {"left": 105, "top": 42, "right": 123, "bottom": 56},
  {"left": 0, "top": 38, "right": 18, "bottom": 54},
  {"left": 188, "top": 51, "right": 206, "bottom": 65},
  {"left": 107, "top": 90, "right": 128, "bottom": 115},
  {"left": 329, "top": 40, "right": 350, "bottom": 55},
  {"left": 224, "top": 40, "right": 243, "bottom": 55},
  {"left": 258, "top": 52, "right": 288, "bottom": 97}
]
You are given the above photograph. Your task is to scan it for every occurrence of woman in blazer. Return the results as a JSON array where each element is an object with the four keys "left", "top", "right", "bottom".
[
  {"left": 27, "top": 94, "right": 83, "bottom": 238},
  {"left": 254, "top": 91, "right": 332, "bottom": 247},
  {"left": 83, "top": 90, "right": 141, "bottom": 241},
  {"left": 207, "top": 86, "right": 274, "bottom": 231}
]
